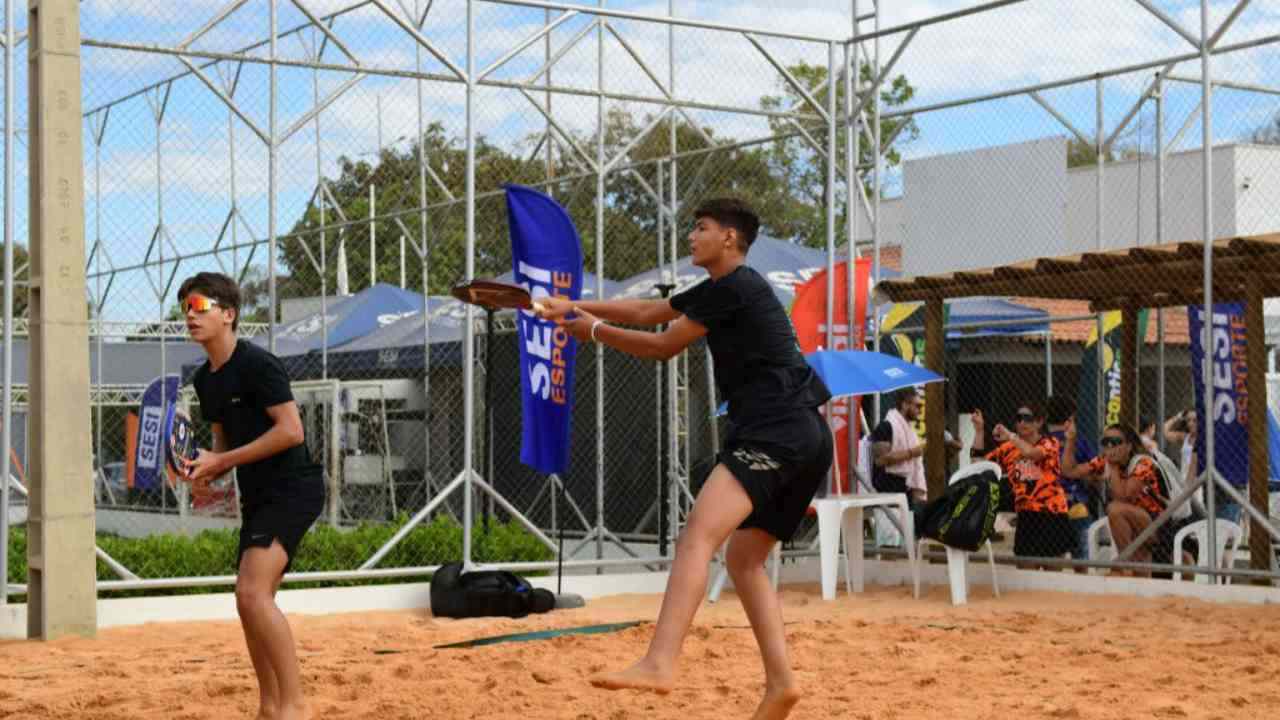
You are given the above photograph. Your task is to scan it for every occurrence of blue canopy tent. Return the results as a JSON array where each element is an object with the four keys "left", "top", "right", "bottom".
[
  {"left": 611, "top": 235, "right": 831, "bottom": 306},
  {"left": 309, "top": 271, "right": 621, "bottom": 377},
  {"left": 261, "top": 282, "right": 425, "bottom": 357},
  {"left": 877, "top": 295, "right": 1050, "bottom": 339}
]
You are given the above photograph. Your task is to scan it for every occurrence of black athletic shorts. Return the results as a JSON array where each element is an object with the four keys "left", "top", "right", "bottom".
[
  {"left": 717, "top": 407, "right": 833, "bottom": 542},
  {"left": 237, "top": 469, "right": 325, "bottom": 575}
]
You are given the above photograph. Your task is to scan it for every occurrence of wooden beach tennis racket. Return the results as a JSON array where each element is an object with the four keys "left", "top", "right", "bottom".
[{"left": 450, "top": 278, "right": 547, "bottom": 315}]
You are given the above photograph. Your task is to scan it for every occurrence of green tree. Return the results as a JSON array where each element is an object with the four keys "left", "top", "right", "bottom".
[
  {"left": 759, "top": 60, "right": 919, "bottom": 248},
  {"left": 278, "top": 61, "right": 921, "bottom": 295},
  {"left": 1250, "top": 110, "right": 1280, "bottom": 144}
]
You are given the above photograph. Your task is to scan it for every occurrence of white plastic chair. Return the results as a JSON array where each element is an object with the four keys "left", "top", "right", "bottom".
[
  {"left": 1086, "top": 517, "right": 1114, "bottom": 574},
  {"left": 916, "top": 461, "right": 1002, "bottom": 605},
  {"left": 1173, "top": 518, "right": 1243, "bottom": 584}
]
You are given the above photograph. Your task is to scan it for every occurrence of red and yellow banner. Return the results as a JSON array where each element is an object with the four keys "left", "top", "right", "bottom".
[{"left": 790, "top": 259, "right": 871, "bottom": 493}]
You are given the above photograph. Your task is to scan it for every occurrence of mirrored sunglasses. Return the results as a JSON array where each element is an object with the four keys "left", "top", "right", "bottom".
[{"left": 182, "top": 294, "right": 222, "bottom": 314}]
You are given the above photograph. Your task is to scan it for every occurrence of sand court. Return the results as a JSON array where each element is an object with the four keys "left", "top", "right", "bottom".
[{"left": 3, "top": 583, "right": 1279, "bottom": 720}]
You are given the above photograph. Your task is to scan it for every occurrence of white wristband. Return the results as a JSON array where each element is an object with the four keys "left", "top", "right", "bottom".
[{"left": 590, "top": 319, "right": 607, "bottom": 342}]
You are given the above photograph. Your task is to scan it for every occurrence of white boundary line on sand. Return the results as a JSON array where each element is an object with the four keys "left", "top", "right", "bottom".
[{"left": 3, "top": 558, "right": 1277, "bottom": 638}]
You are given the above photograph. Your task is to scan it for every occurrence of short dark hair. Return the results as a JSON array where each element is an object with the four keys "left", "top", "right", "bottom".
[
  {"left": 177, "top": 272, "right": 242, "bottom": 331},
  {"left": 894, "top": 387, "right": 919, "bottom": 410},
  {"left": 693, "top": 197, "right": 760, "bottom": 253},
  {"left": 1045, "top": 395, "right": 1076, "bottom": 425}
]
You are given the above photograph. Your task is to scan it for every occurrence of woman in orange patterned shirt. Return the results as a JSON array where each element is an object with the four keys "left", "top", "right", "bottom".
[
  {"left": 1061, "top": 421, "right": 1181, "bottom": 576},
  {"left": 971, "top": 400, "right": 1075, "bottom": 564}
]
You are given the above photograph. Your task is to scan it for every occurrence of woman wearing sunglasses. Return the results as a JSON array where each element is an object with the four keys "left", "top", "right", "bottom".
[
  {"left": 971, "top": 401, "right": 1075, "bottom": 565},
  {"left": 1061, "top": 421, "right": 1184, "bottom": 576}
]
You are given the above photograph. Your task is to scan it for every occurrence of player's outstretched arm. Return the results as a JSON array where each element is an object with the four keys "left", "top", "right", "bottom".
[
  {"left": 556, "top": 309, "right": 706, "bottom": 361},
  {"left": 538, "top": 295, "right": 679, "bottom": 327}
]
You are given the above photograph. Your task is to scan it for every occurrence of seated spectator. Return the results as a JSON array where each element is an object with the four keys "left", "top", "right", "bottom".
[
  {"left": 870, "top": 388, "right": 962, "bottom": 509},
  {"left": 971, "top": 401, "right": 1074, "bottom": 567},
  {"left": 870, "top": 388, "right": 928, "bottom": 508},
  {"left": 1062, "top": 421, "right": 1191, "bottom": 577}
]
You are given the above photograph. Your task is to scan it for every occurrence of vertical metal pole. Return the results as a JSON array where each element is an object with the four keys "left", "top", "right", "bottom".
[
  {"left": 369, "top": 184, "right": 376, "bottom": 288},
  {"left": 1045, "top": 331, "right": 1053, "bottom": 397},
  {"left": 1, "top": 0, "right": 13, "bottom": 606},
  {"left": 154, "top": 87, "right": 169, "bottom": 510},
  {"left": 230, "top": 72, "right": 238, "bottom": 273},
  {"left": 655, "top": 160, "right": 665, "bottom": 554},
  {"left": 1095, "top": 77, "right": 1106, "bottom": 436},
  {"left": 825, "top": 41, "right": 837, "bottom": 492},
  {"left": 314, "top": 58, "right": 328, "bottom": 382},
  {"left": 463, "top": 0, "right": 476, "bottom": 567},
  {"left": 870, "top": 2, "right": 883, "bottom": 424},
  {"left": 824, "top": 42, "right": 836, "bottom": 354},
  {"left": 594, "top": 0, "right": 606, "bottom": 563},
  {"left": 93, "top": 121, "right": 103, "bottom": 509},
  {"left": 415, "top": 0, "right": 431, "bottom": 497},
  {"left": 1200, "top": 0, "right": 1217, "bottom": 563},
  {"left": 666, "top": 0, "right": 680, "bottom": 536},
  {"left": 399, "top": 235, "right": 405, "bottom": 288},
  {"left": 267, "top": 0, "right": 278, "bottom": 353},
  {"left": 843, "top": 35, "right": 858, "bottom": 490},
  {"left": 545, "top": 5, "right": 555, "bottom": 541},
  {"left": 1155, "top": 72, "right": 1166, "bottom": 452}
]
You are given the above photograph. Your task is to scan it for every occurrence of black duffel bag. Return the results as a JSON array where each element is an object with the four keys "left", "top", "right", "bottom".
[{"left": 430, "top": 562, "right": 556, "bottom": 619}]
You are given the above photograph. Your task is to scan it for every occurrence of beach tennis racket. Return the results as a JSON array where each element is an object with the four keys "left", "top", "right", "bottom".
[
  {"left": 450, "top": 278, "right": 546, "bottom": 315},
  {"left": 166, "top": 408, "right": 199, "bottom": 478}
]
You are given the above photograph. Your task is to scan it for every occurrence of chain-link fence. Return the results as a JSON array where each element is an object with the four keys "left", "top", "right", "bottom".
[{"left": 4, "top": 1, "right": 1280, "bottom": 603}]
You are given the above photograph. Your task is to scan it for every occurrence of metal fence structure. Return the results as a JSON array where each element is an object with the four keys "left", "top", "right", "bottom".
[{"left": 4, "top": 0, "right": 1280, "bottom": 605}]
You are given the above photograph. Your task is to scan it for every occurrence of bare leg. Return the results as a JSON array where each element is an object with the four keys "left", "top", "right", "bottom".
[
  {"left": 591, "top": 465, "right": 754, "bottom": 693},
  {"left": 725, "top": 529, "right": 802, "bottom": 720},
  {"left": 238, "top": 543, "right": 310, "bottom": 720},
  {"left": 1107, "top": 502, "right": 1153, "bottom": 577},
  {"left": 238, "top": 552, "right": 281, "bottom": 720}
]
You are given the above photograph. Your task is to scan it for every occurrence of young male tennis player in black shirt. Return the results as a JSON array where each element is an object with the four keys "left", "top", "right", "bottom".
[
  {"left": 539, "top": 198, "right": 832, "bottom": 720},
  {"left": 179, "top": 272, "right": 325, "bottom": 720}
]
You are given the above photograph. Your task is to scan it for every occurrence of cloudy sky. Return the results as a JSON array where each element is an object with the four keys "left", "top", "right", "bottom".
[{"left": 3, "top": 1, "right": 1276, "bottom": 319}]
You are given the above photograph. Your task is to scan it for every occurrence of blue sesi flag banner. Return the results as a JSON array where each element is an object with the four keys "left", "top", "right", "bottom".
[
  {"left": 1188, "top": 303, "right": 1249, "bottom": 488},
  {"left": 506, "top": 184, "right": 584, "bottom": 475},
  {"left": 134, "top": 374, "right": 180, "bottom": 491}
]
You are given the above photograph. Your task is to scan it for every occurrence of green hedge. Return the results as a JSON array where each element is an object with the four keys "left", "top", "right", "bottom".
[{"left": 5, "top": 515, "right": 554, "bottom": 599}]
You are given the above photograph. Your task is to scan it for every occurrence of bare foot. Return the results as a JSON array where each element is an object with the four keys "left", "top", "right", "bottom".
[
  {"left": 750, "top": 686, "right": 802, "bottom": 720},
  {"left": 277, "top": 702, "right": 311, "bottom": 720},
  {"left": 589, "top": 661, "right": 674, "bottom": 694}
]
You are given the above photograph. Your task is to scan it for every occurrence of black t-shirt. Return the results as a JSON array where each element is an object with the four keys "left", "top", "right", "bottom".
[
  {"left": 671, "top": 265, "right": 831, "bottom": 440},
  {"left": 191, "top": 339, "right": 315, "bottom": 492},
  {"left": 869, "top": 420, "right": 904, "bottom": 489}
]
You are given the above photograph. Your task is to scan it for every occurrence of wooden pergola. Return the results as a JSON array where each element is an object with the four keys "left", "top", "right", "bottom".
[{"left": 876, "top": 233, "right": 1280, "bottom": 573}]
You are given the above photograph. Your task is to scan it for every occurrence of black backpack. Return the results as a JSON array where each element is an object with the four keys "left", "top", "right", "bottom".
[
  {"left": 430, "top": 562, "right": 556, "bottom": 619},
  {"left": 914, "top": 468, "right": 1002, "bottom": 552}
]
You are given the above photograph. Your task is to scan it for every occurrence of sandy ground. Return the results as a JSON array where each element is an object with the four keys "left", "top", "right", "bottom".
[{"left": 2, "top": 582, "right": 1279, "bottom": 720}]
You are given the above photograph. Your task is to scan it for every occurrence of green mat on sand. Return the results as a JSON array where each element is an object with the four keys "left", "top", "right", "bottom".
[{"left": 434, "top": 621, "right": 646, "bottom": 649}]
